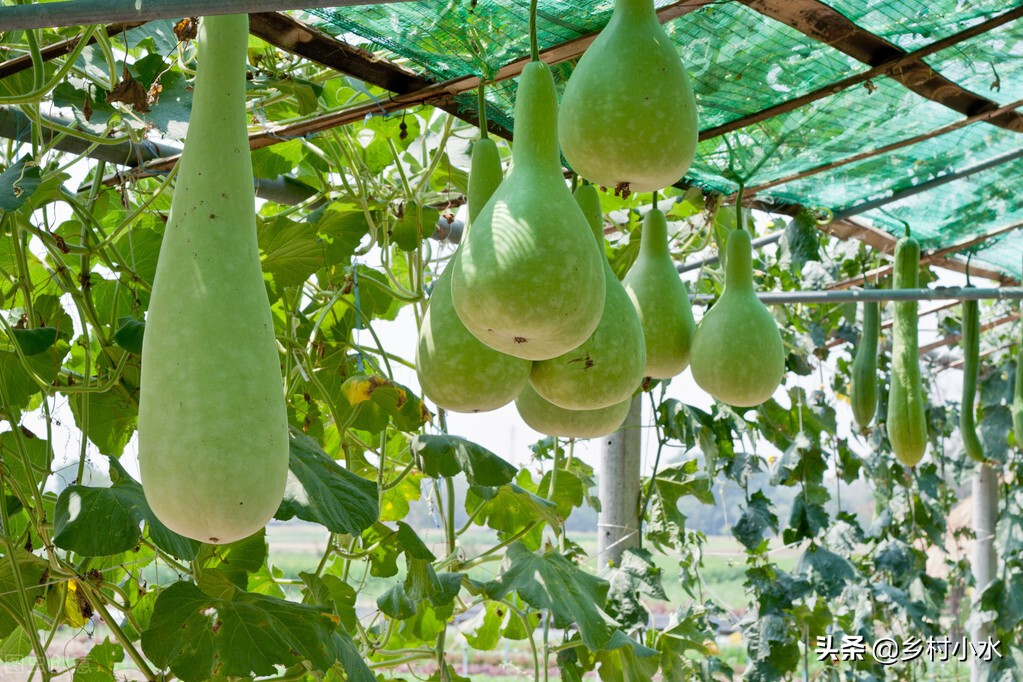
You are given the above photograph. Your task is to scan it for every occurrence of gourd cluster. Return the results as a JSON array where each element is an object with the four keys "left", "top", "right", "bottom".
[{"left": 416, "top": 0, "right": 786, "bottom": 437}]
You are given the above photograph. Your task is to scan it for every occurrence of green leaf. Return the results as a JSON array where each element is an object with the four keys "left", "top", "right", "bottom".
[
  {"left": 112, "top": 317, "right": 145, "bottom": 354},
  {"left": 377, "top": 584, "right": 416, "bottom": 619},
  {"left": 644, "top": 459, "right": 714, "bottom": 549},
  {"left": 73, "top": 638, "right": 124, "bottom": 682},
  {"left": 0, "top": 430, "right": 50, "bottom": 501},
  {"left": 0, "top": 156, "right": 42, "bottom": 211},
  {"left": 781, "top": 208, "right": 821, "bottom": 272},
  {"left": 300, "top": 572, "right": 358, "bottom": 633},
  {"left": 142, "top": 569, "right": 347, "bottom": 681},
  {"left": 0, "top": 550, "right": 48, "bottom": 638},
  {"left": 196, "top": 530, "right": 268, "bottom": 588},
  {"left": 732, "top": 490, "right": 778, "bottom": 551},
  {"left": 489, "top": 542, "right": 617, "bottom": 650},
  {"left": 604, "top": 548, "right": 667, "bottom": 629},
  {"left": 53, "top": 457, "right": 199, "bottom": 560},
  {"left": 258, "top": 216, "right": 325, "bottom": 288},
  {"left": 10, "top": 327, "right": 58, "bottom": 356},
  {"left": 275, "top": 431, "right": 379, "bottom": 535},
  {"left": 468, "top": 482, "right": 560, "bottom": 538},
  {"left": 69, "top": 387, "right": 137, "bottom": 457},
  {"left": 339, "top": 374, "right": 432, "bottom": 433},
  {"left": 412, "top": 434, "right": 516, "bottom": 486},
  {"left": 251, "top": 139, "right": 305, "bottom": 180},
  {"left": 0, "top": 627, "right": 33, "bottom": 662},
  {"left": 594, "top": 632, "right": 660, "bottom": 681},
  {"left": 314, "top": 204, "right": 370, "bottom": 267},
  {"left": 796, "top": 546, "right": 856, "bottom": 599}
]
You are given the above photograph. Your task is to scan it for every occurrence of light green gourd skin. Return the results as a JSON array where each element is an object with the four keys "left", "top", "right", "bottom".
[
  {"left": 558, "top": 0, "right": 698, "bottom": 192},
  {"left": 138, "top": 15, "right": 289, "bottom": 544},
  {"left": 886, "top": 237, "right": 928, "bottom": 467},
  {"left": 451, "top": 61, "right": 605, "bottom": 361},
  {"left": 689, "top": 229, "right": 784, "bottom": 407},
  {"left": 529, "top": 184, "right": 646, "bottom": 409},
  {"left": 622, "top": 208, "right": 697, "bottom": 379},
  {"left": 515, "top": 383, "right": 631, "bottom": 439},
  {"left": 1014, "top": 327, "right": 1023, "bottom": 449},
  {"left": 416, "top": 138, "right": 530, "bottom": 413},
  {"left": 960, "top": 297, "right": 985, "bottom": 463},
  {"left": 850, "top": 301, "right": 879, "bottom": 429}
]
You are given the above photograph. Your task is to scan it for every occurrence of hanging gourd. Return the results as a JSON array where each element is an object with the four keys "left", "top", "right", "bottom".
[
  {"left": 138, "top": 15, "right": 289, "bottom": 544},
  {"left": 689, "top": 226, "right": 784, "bottom": 407},
  {"left": 1014, "top": 318, "right": 1023, "bottom": 449},
  {"left": 529, "top": 183, "right": 646, "bottom": 409},
  {"left": 515, "top": 383, "right": 632, "bottom": 439},
  {"left": 558, "top": 0, "right": 698, "bottom": 194},
  {"left": 416, "top": 103, "right": 531, "bottom": 413},
  {"left": 960, "top": 295, "right": 986, "bottom": 462},
  {"left": 451, "top": 53, "right": 605, "bottom": 360},
  {"left": 621, "top": 202, "right": 697, "bottom": 379},
  {"left": 849, "top": 300, "right": 879, "bottom": 429},
  {"left": 886, "top": 236, "right": 928, "bottom": 467}
]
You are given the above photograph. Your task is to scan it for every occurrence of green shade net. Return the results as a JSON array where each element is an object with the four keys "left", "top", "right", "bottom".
[{"left": 304, "top": 0, "right": 1023, "bottom": 280}]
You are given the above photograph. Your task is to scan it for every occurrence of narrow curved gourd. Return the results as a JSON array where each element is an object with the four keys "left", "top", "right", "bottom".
[
  {"left": 529, "top": 185, "right": 646, "bottom": 409},
  {"left": 139, "top": 15, "right": 289, "bottom": 544},
  {"left": 849, "top": 301, "right": 879, "bottom": 429},
  {"left": 416, "top": 137, "right": 530, "bottom": 412},
  {"left": 621, "top": 207, "right": 697, "bottom": 379},
  {"left": 960, "top": 297, "right": 985, "bottom": 462},
  {"left": 689, "top": 228, "right": 784, "bottom": 407},
  {"left": 451, "top": 61, "right": 605, "bottom": 361},
  {"left": 515, "top": 383, "right": 631, "bottom": 439},
  {"left": 886, "top": 237, "right": 928, "bottom": 467},
  {"left": 558, "top": 0, "right": 697, "bottom": 193},
  {"left": 1014, "top": 320, "right": 1023, "bottom": 448}
]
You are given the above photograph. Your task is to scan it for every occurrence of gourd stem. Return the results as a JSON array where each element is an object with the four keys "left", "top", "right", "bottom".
[
  {"left": 652, "top": 190, "right": 658, "bottom": 211},
  {"left": 735, "top": 183, "right": 746, "bottom": 232},
  {"left": 612, "top": 0, "right": 658, "bottom": 21},
  {"left": 477, "top": 82, "right": 489, "bottom": 140},
  {"left": 529, "top": 0, "right": 539, "bottom": 61}
]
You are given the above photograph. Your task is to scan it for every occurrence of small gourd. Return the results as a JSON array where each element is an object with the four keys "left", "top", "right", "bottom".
[
  {"left": 558, "top": 0, "right": 698, "bottom": 193},
  {"left": 622, "top": 206, "right": 697, "bottom": 379},
  {"left": 451, "top": 61, "right": 605, "bottom": 360},
  {"left": 529, "top": 184, "right": 646, "bottom": 409},
  {"left": 139, "top": 15, "right": 289, "bottom": 544},
  {"left": 886, "top": 236, "right": 928, "bottom": 466},
  {"left": 416, "top": 136, "right": 530, "bottom": 413},
  {"left": 515, "top": 383, "right": 632, "bottom": 439},
  {"left": 960, "top": 297, "right": 985, "bottom": 463},
  {"left": 849, "top": 300, "right": 879, "bottom": 429},
  {"left": 689, "top": 228, "right": 784, "bottom": 407}
]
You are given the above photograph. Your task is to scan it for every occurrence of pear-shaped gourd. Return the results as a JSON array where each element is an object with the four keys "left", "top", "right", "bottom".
[
  {"left": 690, "top": 228, "right": 784, "bottom": 407},
  {"left": 516, "top": 383, "right": 632, "bottom": 439},
  {"left": 622, "top": 208, "right": 697, "bottom": 379},
  {"left": 416, "top": 138, "right": 530, "bottom": 412},
  {"left": 451, "top": 61, "right": 605, "bottom": 361},
  {"left": 529, "top": 185, "right": 646, "bottom": 409},
  {"left": 139, "top": 14, "right": 288, "bottom": 544},
  {"left": 558, "top": 0, "right": 698, "bottom": 193}
]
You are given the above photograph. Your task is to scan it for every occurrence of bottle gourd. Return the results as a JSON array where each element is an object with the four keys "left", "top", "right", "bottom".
[
  {"left": 850, "top": 301, "right": 879, "bottom": 429},
  {"left": 689, "top": 228, "right": 784, "bottom": 407},
  {"left": 622, "top": 207, "right": 697, "bottom": 379},
  {"left": 959, "top": 297, "right": 985, "bottom": 463},
  {"left": 515, "top": 383, "right": 632, "bottom": 439},
  {"left": 529, "top": 184, "right": 646, "bottom": 410},
  {"left": 416, "top": 136, "right": 530, "bottom": 412},
  {"left": 886, "top": 237, "right": 927, "bottom": 466},
  {"left": 451, "top": 61, "right": 604, "bottom": 360},
  {"left": 558, "top": 0, "right": 698, "bottom": 193},
  {"left": 138, "top": 15, "right": 289, "bottom": 544}
]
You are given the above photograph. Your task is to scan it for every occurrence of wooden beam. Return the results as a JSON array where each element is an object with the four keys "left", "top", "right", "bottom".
[
  {"left": 823, "top": 300, "right": 958, "bottom": 350},
  {"left": 919, "top": 312, "right": 1020, "bottom": 354},
  {"left": 744, "top": 96, "right": 1023, "bottom": 197},
  {"left": 730, "top": 1, "right": 1023, "bottom": 137},
  {"left": 0, "top": 22, "right": 145, "bottom": 80}
]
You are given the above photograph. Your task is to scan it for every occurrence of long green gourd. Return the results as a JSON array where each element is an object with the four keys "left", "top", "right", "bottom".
[
  {"left": 1014, "top": 319, "right": 1023, "bottom": 448},
  {"left": 139, "top": 15, "right": 289, "bottom": 544},
  {"left": 558, "top": 0, "right": 697, "bottom": 193},
  {"left": 515, "top": 383, "right": 631, "bottom": 439},
  {"left": 886, "top": 236, "right": 928, "bottom": 466},
  {"left": 415, "top": 133, "right": 530, "bottom": 412},
  {"left": 528, "top": 184, "right": 646, "bottom": 410},
  {"left": 621, "top": 206, "right": 697, "bottom": 379},
  {"left": 451, "top": 61, "right": 605, "bottom": 360},
  {"left": 850, "top": 301, "right": 879, "bottom": 429},
  {"left": 960, "top": 297, "right": 985, "bottom": 462},
  {"left": 689, "top": 228, "right": 784, "bottom": 407}
]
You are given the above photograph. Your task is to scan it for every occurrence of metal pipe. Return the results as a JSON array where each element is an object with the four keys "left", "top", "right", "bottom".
[
  {"left": 691, "top": 287, "right": 1023, "bottom": 306},
  {"left": 0, "top": 0, "right": 415, "bottom": 31}
]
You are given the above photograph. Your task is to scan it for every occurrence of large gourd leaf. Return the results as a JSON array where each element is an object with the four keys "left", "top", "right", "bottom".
[{"left": 411, "top": 434, "right": 517, "bottom": 485}]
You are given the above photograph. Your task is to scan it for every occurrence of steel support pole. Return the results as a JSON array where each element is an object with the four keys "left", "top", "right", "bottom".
[
  {"left": 597, "top": 396, "right": 642, "bottom": 568},
  {"left": 971, "top": 464, "right": 998, "bottom": 682}
]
